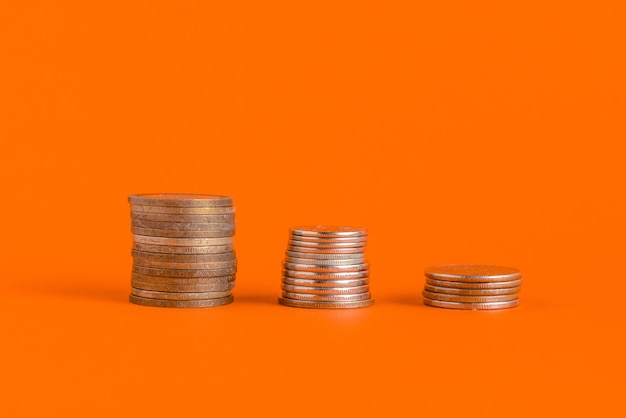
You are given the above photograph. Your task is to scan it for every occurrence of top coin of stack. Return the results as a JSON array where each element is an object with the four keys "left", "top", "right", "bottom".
[
  {"left": 422, "top": 264, "right": 522, "bottom": 310},
  {"left": 128, "top": 194, "right": 237, "bottom": 308},
  {"left": 279, "top": 226, "right": 374, "bottom": 309}
]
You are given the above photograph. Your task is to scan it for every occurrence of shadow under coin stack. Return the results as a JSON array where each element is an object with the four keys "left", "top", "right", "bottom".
[
  {"left": 279, "top": 226, "right": 374, "bottom": 309},
  {"left": 128, "top": 194, "right": 237, "bottom": 308},
  {"left": 422, "top": 264, "right": 522, "bottom": 310}
]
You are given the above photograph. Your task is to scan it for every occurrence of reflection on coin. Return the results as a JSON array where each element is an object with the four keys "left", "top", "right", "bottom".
[
  {"left": 284, "top": 262, "right": 368, "bottom": 273},
  {"left": 290, "top": 226, "right": 367, "bottom": 238},
  {"left": 131, "top": 273, "right": 235, "bottom": 285},
  {"left": 133, "top": 265, "right": 237, "bottom": 278},
  {"left": 133, "top": 235, "right": 233, "bottom": 246},
  {"left": 278, "top": 297, "right": 374, "bottom": 309},
  {"left": 426, "top": 277, "right": 523, "bottom": 289},
  {"left": 282, "top": 284, "right": 369, "bottom": 295},
  {"left": 130, "top": 294, "right": 233, "bottom": 308},
  {"left": 131, "top": 204, "right": 235, "bottom": 215},
  {"left": 282, "top": 291, "right": 371, "bottom": 302},
  {"left": 132, "top": 227, "right": 235, "bottom": 238},
  {"left": 285, "top": 251, "right": 364, "bottom": 260},
  {"left": 283, "top": 269, "right": 369, "bottom": 280},
  {"left": 131, "top": 279, "right": 235, "bottom": 292},
  {"left": 282, "top": 277, "right": 369, "bottom": 288},
  {"left": 288, "top": 240, "right": 366, "bottom": 249},
  {"left": 289, "top": 235, "right": 368, "bottom": 244},
  {"left": 131, "top": 250, "right": 236, "bottom": 263},
  {"left": 287, "top": 245, "right": 366, "bottom": 254},
  {"left": 131, "top": 212, "right": 236, "bottom": 223},
  {"left": 285, "top": 256, "right": 364, "bottom": 266},
  {"left": 422, "top": 290, "right": 518, "bottom": 303},
  {"left": 128, "top": 194, "right": 233, "bottom": 207},
  {"left": 132, "top": 258, "right": 237, "bottom": 270},
  {"left": 424, "top": 284, "right": 520, "bottom": 296},
  {"left": 132, "top": 242, "right": 234, "bottom": 254},
  {"left": 423, "top": 297, "right": 519, "bottom": 310},
  {"left": 425, "top": 264, "right": 521, "bottom": 282},
  {"left": 131, "top": 219, "right": 235, "bottom": 231},
  {"left": 132, "top": 288, "right": 231, "bottom": 300}
]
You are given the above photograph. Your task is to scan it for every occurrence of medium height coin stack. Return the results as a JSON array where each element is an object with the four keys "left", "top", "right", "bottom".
[
  {"left": 128, "top": 194, "right": 237, "bottom": 308},
  {"left": 279, "top": 226, "right": 374, "bottom": 309},
  {"left": 422, "top": 264, "right": 522, "bottom": 310}
]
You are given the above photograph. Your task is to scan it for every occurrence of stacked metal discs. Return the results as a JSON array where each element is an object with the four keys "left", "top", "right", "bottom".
[
  {"left": 279, "top": 226, "right": 374, "bottom": 309},
  {"left": 128, "top": 194, "right": 236, "bottom": 308},
  {"left": 422, "top": 264, "right": 522, "bottom": 310}
]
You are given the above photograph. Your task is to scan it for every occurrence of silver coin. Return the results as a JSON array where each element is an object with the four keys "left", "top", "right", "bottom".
[
  {"left": 283, "top": 269, "right": 369, "bottom": 280},
  {"left": 290, "top": 226, "right": 367, "bottom": 238},
  {"left": 282, "top": 276, "right": 369, "bottom": 288},
  {"left": 287, "top": 239, "right": 366, "bottom": 249},
  {"left": 426, "top": 277, "right": 523, "bottom": 289},
  {"left": 131, "top": 212, "right": 236, "bottom": 223},
  {"left": 287, "top": 245, "right": 365, "bottom": 254},
  {"left": 423, "top": 297, "right": 519, "bottom": 310},
  {"left": 285, "top": 256, "right": 365, "bottom": 266},
  {"left": 128, "top": 194, "right": 233, "bottom": 207},
  {"left": 131, "top": 219, "right": 235, "bottom": 231},
  {"left": 131, "top": 249, "right": 236, "bottom": 263},
  {"left": 131, "top": 204, "right": 235, "bottom": 215},
  {"left": 133, "top": 258, "right": 237, "bottom": 270},
  {"left": 131, "top": 227, "right": 235, "bottom": 238},
  {"left": 289, "top": 235, "right": 368, "bottom": 244},
  {"left": 282, "top": 284, "right": 369, "bottom": 295},
  {"left": 132, "top": 242, "right": 234, "bottom": 254},
  {"left": 282, "top": 291, "right": 371, "bottom": 302},
  {"left": 425, "top": 264, "right": 521, "bottom": 282},
  {"left": 278, "top": 297, "right": 374, "bottom": 309},
  {"left": 285, "top": 250, "right": 364, "bottom": 260},
  {"left": 284, "top": 262, "right": 368, "bottom": 273},
  {"left": 133, "top": 235, "right": 233, "bottom": 246},
  {"left": 132, "top": 265, "right": 237, "bottom": 278},
  {"left": 424, "top": 284, "right": 520, "bottom": 296}
]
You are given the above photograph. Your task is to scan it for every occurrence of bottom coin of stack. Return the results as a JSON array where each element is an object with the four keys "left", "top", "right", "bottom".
[
  {"left": 422, "top": 264, "right": 522, "bottom": 310},
  {"left": 278, "top": 226, "right": 374, "bottom": 309}
]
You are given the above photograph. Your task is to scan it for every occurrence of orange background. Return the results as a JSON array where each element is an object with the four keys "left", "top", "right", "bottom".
[{"left": 1, "top": 1, "right": 625, "bottom": 416}]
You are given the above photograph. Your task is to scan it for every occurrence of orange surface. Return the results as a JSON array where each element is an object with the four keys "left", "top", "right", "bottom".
[{"left": 1, "top": 1, "right": 625, "bottom": 416}]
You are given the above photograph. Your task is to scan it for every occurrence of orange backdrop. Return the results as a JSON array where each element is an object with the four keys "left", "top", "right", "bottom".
[{"left": 1, "top": 1, "right": 624, "bottom": 416}]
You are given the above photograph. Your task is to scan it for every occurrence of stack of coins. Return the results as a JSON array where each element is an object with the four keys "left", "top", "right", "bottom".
[
  {"left": 422, "top": 264, "right": 521, "bottom": 310},
  {"left": 278, "top": 226, "right": 374, "bottom": 309},
  {"left": 128, "top": 194, "right": 236, "bottom": 308}
]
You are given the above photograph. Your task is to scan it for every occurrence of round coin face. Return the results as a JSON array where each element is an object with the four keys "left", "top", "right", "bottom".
[
  {"left": 282, "top": 277, "right": 369, "bottom": 288},
  {"left": 128, "top": 194, "right": 233, "bottom": 207},
  {"left": 282, "top": 284, "right": 369, "bottom": 295},
  {"left": 278, "top": 297, "right": 374, "bottom": 309},
  {"left": 290, "top": 226, "right": 367, "bottom": 238},
  {"left": 422, "top": 290, "right": 518, "bottom": 303},
  {"left": 422, "top": 297, "right": 519, "bottom": 310},
  {"left": 424, "top": 264, "right": 521, "bottom": 282},
  {"left": 426, "top": 277, "right": 523, "bottom": 289},
  {"left": 129, "top": 294, "right": 233, "bottom": 308},
  {"left": 130, "top": 204, "right": 235, "bottom": 215},
  {"left": 424, "top": 284, "right": 520, "bottom": 296}
]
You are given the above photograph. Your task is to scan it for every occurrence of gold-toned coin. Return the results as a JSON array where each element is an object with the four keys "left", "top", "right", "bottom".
[
  {"left": 422, "top": 290, "right": 518, "bottom": 303},
  {"left": 131, "top": 227, "right": 234, "bottom": 238},
  {"left": 131, "top": 250, "right": 236, "bottom": 263},
  {"left": 132, "top": 265, "right": 237, "bottom": 278},
  {"left": 425, "top": 264, "right": 521, "bottom": 282},
  {"left": 285, "top": 250, "right": 364, "bottom": 260},
  {"left": 132, "top": 242, "right": 234, "bottom": 254},
  {"left": 132, "top": 235, "right": 233, "bottom": 246},
  {"left": 283, "top": 269, "right": 369, "bottom": 280},
  {"left": 131, "top": 288, "right": 231, "bottom": 300},
  {"left": 282, "top": 276, "right": 369, "bottom": 288},
  {"left": 285, "top": 256, "right": 364, "bottom": 266},
  {"left": 131, "top": 272, "right": 235, "bottom": 285},
  {"left": 278, "top": 297, "right": 374, "bottom": 309},
  {"left": 282, "top": 284, "right": 369, "bottom": 295},
  {"left": 130, "top": 294, "right": 233, "bottom": 308},
  {"left": 131, "top": 219, "right": 235, "bottom": 231},
  {"left": 131, "top": 212, "right": 236, "bottom": 223},
  {"left": 290, "top": 226, "right": 367, "bottom": 238},
  {"left": 424, "top": 284, "right": 520, "bottom": 296},
  {"left": 132, "top": 258, "right": 237, "bottom": 270},
  {"left": 423, "top": 297, "right": 519, "bottom": 310},
  {"left": 282, "top": 291, "right": 371, "bottom": 302},
  {"left": 283, "top": 262, "right": 368, "bottom": 273},
  {"left": 128, "top": 194, "right": 233, "bottom": 207},
  {"left": 426, "top": 277, "right": 523, "bottom": 289},
  {"left": 130, "top": 204, "right": 235, "bottom": 215},
  {"left": 131, "top": 279, "right": 235, "bottom": 292}
]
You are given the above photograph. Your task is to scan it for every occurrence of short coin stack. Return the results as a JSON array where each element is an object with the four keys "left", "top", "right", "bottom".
[
  {"left": 128, "top": 193, "right": 236, "bottom": 308},
  {"left": 422, "top": 264, "right": 521, "bottom": 310},
  {"left": 279, "top": 226, "right": 374, "bottom": 309}
]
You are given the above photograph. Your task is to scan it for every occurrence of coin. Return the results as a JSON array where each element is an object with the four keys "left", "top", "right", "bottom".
[
  {"left": 131, "top": 288, "right": 232, "bottom": 300},
  {"left": 283, "top": 262, "right": 368, "bottom": 273},
  {"left": 422, "top": 290, "right": 518, "bottom": 303},
  {"left": 132, "top": 272, "right": 235, "bottom": 285},
  {"left": 422, "top": 297, "right": 519, "bottom": 310},
  {"left": 285, "top": 251, "right": 365, "bottom": 260},
  {"left": 282, "top": 284, "right": 369, "bottom": 295},
  {"left": 282, "top": 277, "right": 369, "bottom": 288},
  {"left": 425, "top": 264, "right": 521, "bottom": 282},
  {"left": 426, "top": 277, "right": 523, "bottom": 289},
  {"left": 133, "top": 265, "right": 237, "bottom": 278},
  {"left": 131, "top": 250, "right": 236, "bottom": 263},
  {"left": 131, "top": 212, "right": 236, "bottom": 223},
  {"left": 131, "top": 227, "right": 234, "bottom": 238},
  {"left": 283, "top": 269, "right": 369, "bottom": 280},
  {"left": 287, "top": 245, "right": 366, "bottom": 254},
  {"left": 424, "top": 284, "right": 521, "bottom": 296},
  {"left": 278, "top": 298, "right": 374, "bottom": 309},
  {"left": 130, "top": 294, "right": 233, "bottom": 308},
  {"left": 128, "top": 194, "right": 233, "bottom": 207},
  {"left": 132, "top": 258, "right": 237, "bottom": 270},
  {"left": 133, "top": 235, "right": 233, "bottom": 246},
  {"left": 290, "top": 226, "right": 367, "bottom": 238},
  {"left": 287, "top": 239, "right": 366, "bottom": 249},
  {"left": 131, "top": 219, "right": 235, "bottom": 231},
  {"left": 131, "top": 204, "right": 235, "bottom": 215},
  {"left": 282, "top": 291, "right": 371, "bottom": 302},
  {"left": 285, "top": 256, "right": 364, "bottom": 266},
  {"left": 132, "top": 242, "right": 234, "bottom": 254},
  {"left": 289, "top": 235, "right": 368, "bottom": 244},
  {"left": 131, "top": 279, "right": 235, "bottom": 292}
]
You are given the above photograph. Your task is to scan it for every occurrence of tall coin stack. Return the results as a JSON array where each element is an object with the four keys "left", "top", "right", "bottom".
[
  {"left": 128, "top": 194, "right": 237, "bottom": 308},
  {"left": 422, "top": 264, "right": 522, "bottom": 310},
  {"left": 279, "top": 226, "right": 374, "bottom": 309}
]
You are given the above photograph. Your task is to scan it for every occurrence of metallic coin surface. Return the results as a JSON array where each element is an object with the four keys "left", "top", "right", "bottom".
[
  {"left": 283, "top": 269, "right": 369, "bottom": 280},
  {"left": 290, "top": 226, "right": 367, "bottom": 238},
  {"left": 282, "top": 284, "right": 369, "bottom": 295},
  {"left": 132, "top": 227, "right": 234, "bottom": 238},
  {"left": 132, "top": 242, "right": 234, "bottom": 254},
  {"left": 131, "top": 204, "right": 235, "bottom": 215},
  {"left": 284, "top": 262, "right": 368, "bottom": 273},
  {"left": 131, "top": 288, "right": 231, "bottom": 300},
  {"left": 425, "top": 264, "right": 521, "bottom": 282},
  {"left": 131, "top": 219, "right": 235, "bottom": 231},
  {"left": 131, "top": 250, "right": 236, "bottom": 263},
  {"left": 282, "top": 291, "right": 371, "bottom": 302},
  {"left": 131, "top": 272, "right": 235, "bottom": 285},
  {"left": 133, "top": 265, "right": 237, "bottom": 278},
  {"left": 278, "top": 297, "right": 374, "bottom": 309},
  {"left": 422, "top": 290, "right": 518, "bottom": 303},
  {"left": 287, "top": 245, "right": 366, "bottom": 254},
  {"left": 424, "top": 284, "right": 520, "bottom": 296},
  {"left": 282, "top": 277, "right": 369, "bottom": 288},
  {"left": 289, "top": 235, "right": 368, "bottom": 244},
  {"left": 285, "top": 256, "right": 364, "bottom": 266},
  {"left": 426, "top": 277, "right": 523, "bottom": 289},
  {"left": 128, "top": 194, "right": 233, "bottom": 207},
  {"left": 131, "top": 212, "right": 236, "bottom": 223},
  {"left": 130, "top": 294, "right": 233, "bottom": 308},
  {"left": 133, "top": 235, "right": 233, "bottom": 246},
  {"left": 423, "top": 297, "right": 519, "bottom": 310},
  {"left": 132, "top": 258, "right": 237, "bottom": 270},
  {"left": 285, "top": 251, "right": 364, "bottom": 260},
  {"left": 287, "top": 239, "right": 366, "bottom": 249},
  {"left": 131, "top": 279, "right": 235, "bottom": 292}
]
